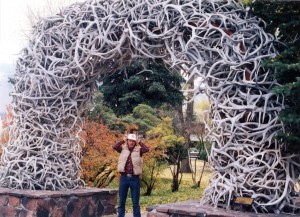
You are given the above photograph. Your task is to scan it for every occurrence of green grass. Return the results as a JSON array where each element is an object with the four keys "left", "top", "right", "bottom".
[{"left": 107, "top": 160, "right": 212, "bottom": 212}]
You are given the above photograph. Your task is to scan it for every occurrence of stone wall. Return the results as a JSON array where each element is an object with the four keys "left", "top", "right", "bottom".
[{"left": 0, "top": 187, "right": 117, "bottom": 217}]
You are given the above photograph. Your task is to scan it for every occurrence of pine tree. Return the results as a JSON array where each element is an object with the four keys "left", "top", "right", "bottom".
[
  {"left": 100, "top": 59, "right": 184, "bottom": 116},
  {"left": 250, "top": 1, "right": 300, "bottom": 153}
]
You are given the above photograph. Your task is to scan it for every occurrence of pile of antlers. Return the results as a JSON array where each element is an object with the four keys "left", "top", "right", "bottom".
[{"left": 0, "top": 0, "right": 298, "bottom": 213}]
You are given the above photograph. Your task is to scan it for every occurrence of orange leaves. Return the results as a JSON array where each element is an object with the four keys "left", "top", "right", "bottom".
[
  {"left": 1, "top": 105, "right": 13, "bottom": 129},
  {"left": 80, "top": 119, "right": 121, "bottom": 187},
  {"left": 143, "top": 137, "right": 165, "bottom": 164},
  {"left": 126, "top": 124, "right": 139, "bottom": 133},
  {"left": 0, "top": 128, "right": 9, "bottom": 146},
  {"left": 1, "top": 105, "right": 13, "bottom": 145}
]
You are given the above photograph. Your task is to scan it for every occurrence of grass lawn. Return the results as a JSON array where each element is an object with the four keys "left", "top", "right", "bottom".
[{"left": 107, "top": 160, "right": 213, "bottom": 212}]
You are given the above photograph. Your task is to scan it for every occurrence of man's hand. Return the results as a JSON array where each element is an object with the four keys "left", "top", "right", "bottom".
[
  {"left": 136, "top": 132, "right": 140, "bottom": 144},
  {"left": 123, "top": 131, "right": 128, "bottom": 142}
]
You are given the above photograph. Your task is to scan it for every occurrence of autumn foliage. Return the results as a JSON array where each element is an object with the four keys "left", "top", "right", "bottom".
[
  {"left": 80, "top": 119, "right": 121, "bottom": 187},
  {"left": 0, "top": 105, "right": 13, "bottom": 155}
]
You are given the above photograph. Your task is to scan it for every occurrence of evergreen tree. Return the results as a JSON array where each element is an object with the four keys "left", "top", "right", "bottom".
[
  {"left": 250, "top": 1, "right": 300, "bottom": 153},
  {"left": 88, "top": 92, "right": 117, "bottom": 127},
  {"left": 89, "top": 95, "right": 161, "bottom": 134},
  {"left": 120, "top": 104, "right": 161, "bottom": 134},
  {"left": 100, "top": 59, "right": 185, "bottom": 116}
]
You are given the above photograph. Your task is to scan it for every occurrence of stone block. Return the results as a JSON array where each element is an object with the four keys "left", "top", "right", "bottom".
[
  {"left": 56, "top": 198, "right": 67, "bottom": 209},
  {"left": 88, "top": 202, "right": 96, "bottom": 216},
  {"left": 18, "top": 209, "right": 29, "bottom": 217},
  {"left": 91, "top": 195, "right": 101, "bottom": 206},
  {"left": 37, "top": 198, "right": 48, "bottom": 207},
  {"left": 101, "top": 199, "right": 109, "bottom": 206},
  {"left": 45, "top": 197, "right": 57, "bottom": 207},
  {"left": 80, "top": 204, "right": 91, "bottom": 217},
  {"left": 104, "top": 205, "right": 116, "bottom": 215},
  {"left": 66, "top": 201, "right": 75, "bottom": 215},
  {"left": 156, "top": 206, "right": 169, "bottom": 213},
  {"left": 146, "top": 205, "right": 159, "bottom": 212},
  {"left": 8, "top": 196, "right": 20, "bottom": 207},
  {"left": 0, "top": 196, "right": 8, "bottom": 206},
  {"left": 21, "top": 197, "right": 30, "bottom": 207},
  {"left": 96, "top": 200, "right": 105, "bottom": 216},
  {"left": 70, "top": 196, "right": 79, "bottom": 203},
  {"left": 106, "top": 194, "right": 117, "bottom": 205},
  {"left": 25, "top": 210, "right": 34, "bottom": 217},
  {"left": 69, "top": 196, "right": 89, "bottom": 216},
  {"left": 23, "top": 199, "right": 37, "bottom": 211},
  {"left": 36, "top": 206, "right": 50, "bottom": 217},
  {"left": 147, "top": 212, "right": 169, "bottom": 217},
  {"left": 0, "top": 206, "right": 17, "bottom": 217},
  {"left": 44, "top": 197, "right": 57, "bottom": 214},
  {"left": 52, "top": 207, "right": 65, "bottom": 217}
]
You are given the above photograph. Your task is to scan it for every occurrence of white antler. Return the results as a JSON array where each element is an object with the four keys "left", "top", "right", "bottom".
[{"left": 0, "top": 0, "right": 298, "bottom": 214}]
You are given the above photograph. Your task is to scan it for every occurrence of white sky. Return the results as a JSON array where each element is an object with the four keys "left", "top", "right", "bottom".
[
  {"left": 0, "top": 0, "right": 83, "bottom": 64},
  {"left": 0, "top": 0, "right": 81, "bottom": 113}
]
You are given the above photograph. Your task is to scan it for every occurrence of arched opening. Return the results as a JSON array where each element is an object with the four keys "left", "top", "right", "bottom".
[{"left": 0, "top": 0, "right": 297, "bottom": 213}]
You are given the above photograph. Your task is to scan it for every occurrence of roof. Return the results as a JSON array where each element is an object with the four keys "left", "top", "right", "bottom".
[{"left": 189, "top": 134, "right": 201, "bottom": 142}]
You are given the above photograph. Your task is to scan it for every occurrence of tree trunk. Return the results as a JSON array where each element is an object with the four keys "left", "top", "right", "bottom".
[
  {"left": 171, "top": 159, "right": 182, "bottom": 192},
  {"left": 144, "top": 186, "right": 152, "bottom": 196},
  {"left": 186, "top": 75, "right": 194, "bottom": 123},
  {"left": 172, "top": 176, "right": 179, "bottom": 192},
  {"left": 180, "top": 158, "right": 193, "bottom": 173},
  {"left": 191, "top": 157, "right": 198, "bottom": 187},
  {"left": 176, "top": 106, "right": 185, "bottom": 133},
  {"left": 197, "top": 160, "right": 206, "bottom": 188}
]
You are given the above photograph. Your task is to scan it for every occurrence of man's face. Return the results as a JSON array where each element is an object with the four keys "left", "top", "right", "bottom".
[{"left": 127, "top": 139, "right": 136, "bottom": 149}]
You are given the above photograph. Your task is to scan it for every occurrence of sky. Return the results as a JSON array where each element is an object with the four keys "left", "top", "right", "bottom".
[{"left": 0, "top": 0, "right": 81, "bottom": 114}]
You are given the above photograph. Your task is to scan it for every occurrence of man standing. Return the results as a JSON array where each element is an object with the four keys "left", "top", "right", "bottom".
[{"left": 112, "top": 132, "right": 149, "bottom": 217}]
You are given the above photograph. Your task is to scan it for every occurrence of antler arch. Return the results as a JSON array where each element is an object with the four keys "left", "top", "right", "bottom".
[{"left": 1, "top": 0, "right": 298, "bottom": 213}]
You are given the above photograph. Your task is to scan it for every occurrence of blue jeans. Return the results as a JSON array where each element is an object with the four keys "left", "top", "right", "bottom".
[{"left": 118, "top": 175, "right": 141, "bottom": 217}]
